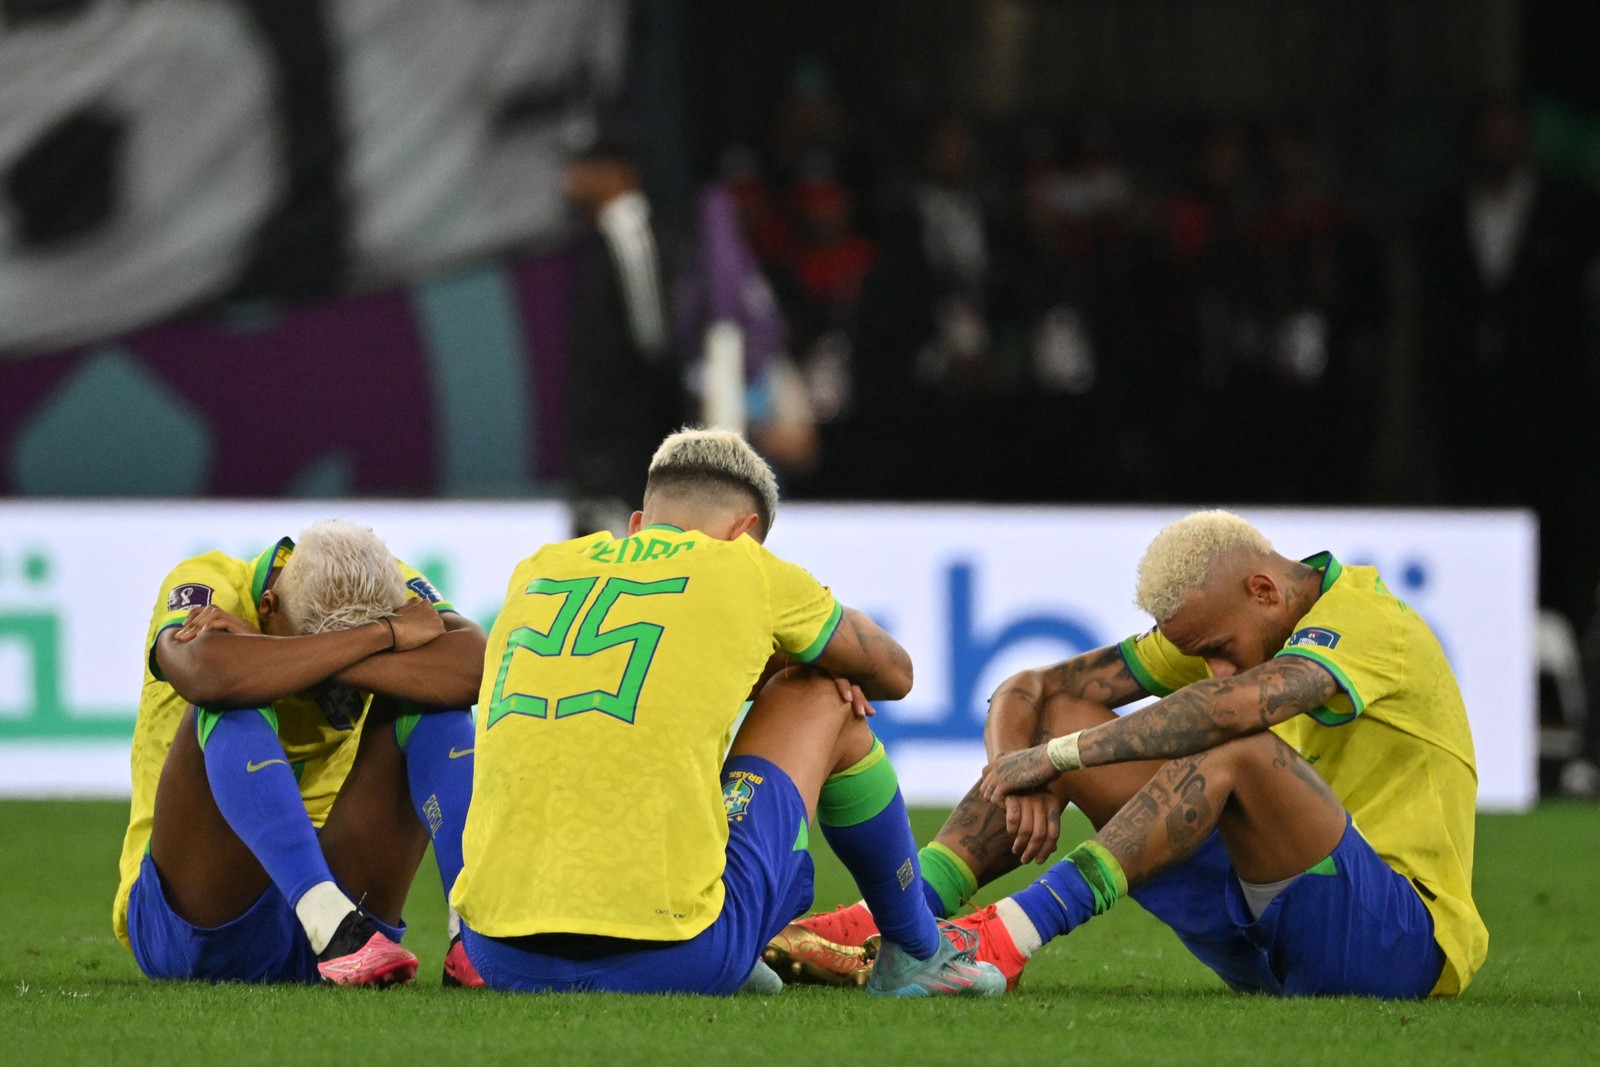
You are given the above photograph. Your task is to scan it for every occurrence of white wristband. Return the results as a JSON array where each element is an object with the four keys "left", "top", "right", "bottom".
[{"left": 1046, "top": 731, "right": 1083, "bottom": 772}]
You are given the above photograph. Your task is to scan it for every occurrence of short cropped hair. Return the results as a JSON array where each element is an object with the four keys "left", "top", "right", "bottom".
[
  {"left": 273, "top": 520, "right": 407, "bottom": 635},
  {"left": 1135, "top": 510, "right": 1275, "bottom": 622},
  {"left": 646, "top": 428, "right": 779, "bottom": 538}
]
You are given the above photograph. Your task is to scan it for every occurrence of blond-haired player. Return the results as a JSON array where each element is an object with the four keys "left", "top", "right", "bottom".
[
  {"left": 115, "top": 521, "right": 487, "bottom": 987},
  {"left": 772, "top": 510, "right": 1487, "bottom": 998},
  {"left": 452, "top": 429, "right": 1003, "bottom": 997}
]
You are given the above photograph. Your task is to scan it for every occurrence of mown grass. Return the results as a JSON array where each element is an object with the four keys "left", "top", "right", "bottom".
[{"left": 2, "top": 801, "right": 1596, "bottom": 1066}]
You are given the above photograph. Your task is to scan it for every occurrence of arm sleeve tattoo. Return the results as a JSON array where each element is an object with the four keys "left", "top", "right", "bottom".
[{"left": 1078, "top": 654, "right": 1339, "bottom": 766}]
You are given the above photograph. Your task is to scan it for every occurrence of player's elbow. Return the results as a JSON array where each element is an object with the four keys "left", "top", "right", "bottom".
[{"left": 879, "top": 660, "right": 913, "bottom": 701}]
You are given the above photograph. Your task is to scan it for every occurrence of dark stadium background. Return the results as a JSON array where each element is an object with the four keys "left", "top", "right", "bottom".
[{"left": 0, "top": 3, "right": 1595, "bottom": 782}]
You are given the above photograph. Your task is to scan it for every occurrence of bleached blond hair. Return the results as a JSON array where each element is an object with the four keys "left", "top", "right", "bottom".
[
  {"left": 273, "top": 520, "right": 407, "bottom": 635},
  {"left": 646, "top": 427, "right": 779, "bottom": 537},
  {"left": 1134, "top": 510, "right": 1275, "bottom": 622}
]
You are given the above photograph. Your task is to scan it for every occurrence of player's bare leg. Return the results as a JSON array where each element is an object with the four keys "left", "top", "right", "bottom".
[
  {"left": 781, "top": 692, "right": 1165, "bottom": 963},
  {"left": 319, "top": 695, "right": 481, "bottom": 987},
  {"left": 147, "top": 707, "right": 274, "bottom": 927},
  {"left": 953, "top": 731, "right": 1348, "bottom": 987},
  {"left": 1098, "top": 731, "right": 1347, "bottom": 887},
  {"left": 317, "top": 700, "right": 431, "bottom": 925},
  {"left": 730, "top": 666, "right": 1003, "bottom": 996}
]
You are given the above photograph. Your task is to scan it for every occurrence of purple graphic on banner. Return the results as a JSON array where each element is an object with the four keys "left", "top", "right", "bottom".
[{"left": 0, "top": 250, "right": 576, "bottom": 498}]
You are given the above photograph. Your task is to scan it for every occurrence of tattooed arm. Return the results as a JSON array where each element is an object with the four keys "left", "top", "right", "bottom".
[
  {"left": 811, "top": 605, "right": 914, "bottom": 701},
  {"left": 985, "top": 644, "right": 1148, "bottom": 762},
  {"left": 980, "top": 655, "right": 1339, "bottom": 800}
]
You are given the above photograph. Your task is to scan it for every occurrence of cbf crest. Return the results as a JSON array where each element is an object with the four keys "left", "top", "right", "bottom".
[{"left": 722, "top": 769, "right": 764, "bottom": 822}]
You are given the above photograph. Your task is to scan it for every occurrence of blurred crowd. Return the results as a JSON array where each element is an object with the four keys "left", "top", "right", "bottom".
[{"left": 561, "top": 75, "right": 1600, "bottom": 650}]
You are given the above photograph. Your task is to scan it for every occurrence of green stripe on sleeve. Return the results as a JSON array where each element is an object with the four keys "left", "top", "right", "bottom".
[
  {"left": 148, "top": 619, "right": 185, "bottom": 680},
  {"left": 1275, "top": 647, "right": 1365, "bottom": 723},
  {"left": 794, "top": 600, "right": 844, "bottom": 663},
  {"left": 1117, "top": 636, "right": 1173, "bottom": 697}
]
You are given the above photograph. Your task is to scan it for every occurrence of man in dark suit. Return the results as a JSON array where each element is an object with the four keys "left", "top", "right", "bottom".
[{"left": 563, "top": 140, "right": 687, "bottom": 537}]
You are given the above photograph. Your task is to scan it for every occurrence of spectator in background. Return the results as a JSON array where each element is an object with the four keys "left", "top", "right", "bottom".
[
  {"left": 1417, "top": 97, "right": 1600, "bottom": 635},
  {"left": 562, "top": 139, "right": 687, "bottom": 538},
  {"left": 1251, "top": 119, "right": 1385, "bottom": 502},
  {"left": 1164, "top": 120, "right": 1270, "bottom": 503},
  {"left": 844, "top": 113, "right": 1015, "bottom": 499}
]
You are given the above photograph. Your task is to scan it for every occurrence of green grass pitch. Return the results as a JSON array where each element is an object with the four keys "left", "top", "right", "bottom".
[{"left": 3, "top": 801, "right": 1597, "bottom": 1066}]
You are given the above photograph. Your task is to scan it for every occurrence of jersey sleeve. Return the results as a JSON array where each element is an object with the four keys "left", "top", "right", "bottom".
[
  {"left": 396, "top": 559, "right": 457, "bottom": 614},
  {"left": 147, "top": 555, "right": 249, "bottom": 680},
  {"left": 1117, "top": 627, "right": 1210, "bottom": 696},
  {"left": 1272, "top": 589, "right": 1396, "bottom": 726},
  {"left": 759, "top": 549, "right": 843, "bottom": 662}
]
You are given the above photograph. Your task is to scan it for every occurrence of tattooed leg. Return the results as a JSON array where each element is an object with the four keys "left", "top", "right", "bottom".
[
  {"left": 996, "top": 731, "right": 1348, "bottom": 952},
  {"left": 1097, "top": 731, "right": 1347, "bottom": 887}
]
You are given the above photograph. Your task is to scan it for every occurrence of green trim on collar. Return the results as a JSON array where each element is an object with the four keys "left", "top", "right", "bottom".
[
  {"left": 643, "top": 523, "right": 685, "bottom": 533},
  {"left": 250, "top": 537, "right": 295, "bottom": 606},
  {"left": 1300, "top": 550, "right": 1343, "bottom": 594}
]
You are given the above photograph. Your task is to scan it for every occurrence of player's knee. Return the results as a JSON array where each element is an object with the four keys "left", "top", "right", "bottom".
[
  {"left": 756, "top": 665, "right": 854, "bottom": 724},
  {"left": 759, "top": 663, "right": 834, "bottom": 697},
  {"left": 1204, "top": 731, "right": 1285, "bottom": 780}
]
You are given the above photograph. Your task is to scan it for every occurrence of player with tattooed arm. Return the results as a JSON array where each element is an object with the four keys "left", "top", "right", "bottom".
[
  {"left": 114, "top": 521, "right": 486, "bottom": 987},
  {"left": 768, "top": 510, "right": 1486, "bottom": 998},
  {"left": 450, "top": 429, "right": 1002, "bottom": 997}
]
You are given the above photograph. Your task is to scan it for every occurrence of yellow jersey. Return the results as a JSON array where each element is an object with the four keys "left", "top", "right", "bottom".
[
  {"left": 1118, "top": 552, "right": 1487, "bottom": 996},
  {"left": 113, "top": 538, "right": 452, "bottom": 952},
  {"left": 452, "top": 525, "right": 841, "bottom": 942}
]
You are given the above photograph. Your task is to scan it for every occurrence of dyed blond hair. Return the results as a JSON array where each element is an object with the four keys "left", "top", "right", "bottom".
[
  {"left": 1134, "top": 510, "right": 1275, "bottom": 622},
  {"left": 273, "top": 520, "right": 407, "bottom": 635},
  {"left": 646, "top": 427, "right": 779, "bottom": 537}
]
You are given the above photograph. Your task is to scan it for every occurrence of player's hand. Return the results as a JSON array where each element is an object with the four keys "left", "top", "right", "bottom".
[
  {"left": 832, "top": 675, "right": 875, "bottom": 718},
  {"left": 1005, "top": 792, "right": 1064, "bottom": 864},
  {"left": 173, "top": 605, "right": 258, "bottom": 641},
  {"left": 385, "top": 598, "right": 445, "bottom": 652},
  {"left": 979, "top": 744, "right": 1060, "bottom": 803}
]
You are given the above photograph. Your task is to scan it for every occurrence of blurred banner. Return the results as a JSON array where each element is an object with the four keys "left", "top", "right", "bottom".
[
  {"left": 0, "top": 0, "right": 625, "bottom": 355},
  {"left": 0, "top": 0, "right": 632, "bottom": 500},
  {"left": 0, "top": 503, "right": 1536, "bottom": 810}
]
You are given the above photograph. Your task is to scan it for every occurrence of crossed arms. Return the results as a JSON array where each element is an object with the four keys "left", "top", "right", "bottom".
[
  {"left": 980, "top": 645, "right": 1339, "bottom": 802},
  {"left": 155, "top": 600, "right": 487, "bottom": 710}
]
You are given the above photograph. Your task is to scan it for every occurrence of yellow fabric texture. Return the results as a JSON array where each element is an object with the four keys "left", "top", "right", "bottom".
[
  {"left": 453, "top": 526, "right": 840, "bottom": 942},
  {"left": 112, "top": 543, "right": 447, "bottom": 952},
  {"left": 1120, "top": 555, "right": 1487, "bottom": 996}
]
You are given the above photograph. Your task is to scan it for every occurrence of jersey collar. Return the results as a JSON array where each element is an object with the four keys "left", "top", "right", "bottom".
[
  {"left": 250, "top": 537, "right": 296, "bottom": 606},
  {"left": 642, "top": 523, "right": 684, "bottom": 533},
  {"left": 1299, "top": 550, "right": 1344, "bottom": 594}
]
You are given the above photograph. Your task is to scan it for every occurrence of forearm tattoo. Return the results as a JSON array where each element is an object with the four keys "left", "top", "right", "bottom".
[
  {"left": 1080, "top": 655, "right": 1337, "bottom": 767},
  {"left": 943, "top": 783, "right": 1017, "bottom": 873}
]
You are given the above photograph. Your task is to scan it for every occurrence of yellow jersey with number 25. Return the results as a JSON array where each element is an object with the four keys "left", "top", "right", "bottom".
[{"left": 453, "top": 524, "right": 841, "bottom": 942}]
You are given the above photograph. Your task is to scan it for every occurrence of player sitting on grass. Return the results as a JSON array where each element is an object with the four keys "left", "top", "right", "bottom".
[
  {"left": 449, "top": 428, "right": 1002, "bottom": 997},
  {"left": 768, "top": 510, "right": 1487, "bottom": 998},
  {"left": 113, "top": 520, "right": 487, "bottom": 987}
]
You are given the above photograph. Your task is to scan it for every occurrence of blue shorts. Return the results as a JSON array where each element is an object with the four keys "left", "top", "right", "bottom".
[
  {"left": 1130, "top": 816, "right": 1444, "bottom": 998},
  {"left": 125, "top": 853, "right": 404, "bottom": 983},
  {"left": 462, "top": 755, "right": 815, "bottom": 996}
]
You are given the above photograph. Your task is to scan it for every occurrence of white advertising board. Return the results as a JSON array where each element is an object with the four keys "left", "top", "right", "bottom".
[{"left": 0, "top": 502, "right": 1536, "bottom": 810}]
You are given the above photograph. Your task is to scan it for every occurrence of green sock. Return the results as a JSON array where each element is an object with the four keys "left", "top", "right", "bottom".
[
  {"left": 1068, "top": 840, "right": 1128, "bottom": 915},
  {"left": 918, "top": 842, "right": 978, "bottom": 917}
]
